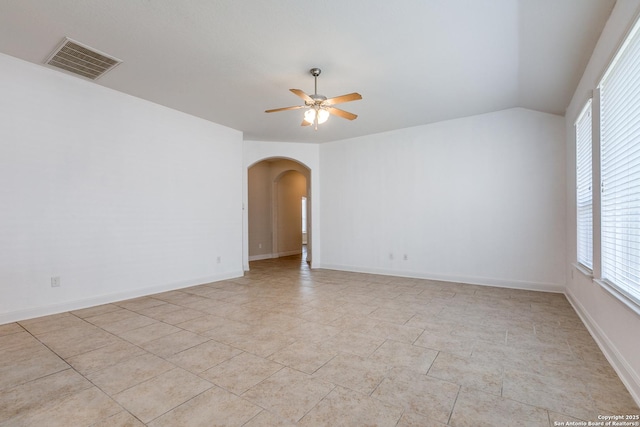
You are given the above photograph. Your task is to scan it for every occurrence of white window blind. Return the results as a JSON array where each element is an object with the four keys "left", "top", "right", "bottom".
[
  {"left": 599, "top": 17, "right": 640, "bottom": 306},
  {"left": 576, "top": 100, "right": 593, "bottom": 270}
]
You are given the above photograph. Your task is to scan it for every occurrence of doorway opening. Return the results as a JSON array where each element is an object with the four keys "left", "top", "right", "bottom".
[{"left": 247, "top": 158, "right": 311, "bottom": 267}]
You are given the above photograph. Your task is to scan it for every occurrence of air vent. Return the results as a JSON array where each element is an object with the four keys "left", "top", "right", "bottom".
[{"left": 45, "top": 37, "right": 121, "bottom": 80}]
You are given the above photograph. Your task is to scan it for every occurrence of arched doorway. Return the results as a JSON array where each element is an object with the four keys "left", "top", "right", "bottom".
[{"left": 247, "top": 158, "right": 311, "bottom": 267}]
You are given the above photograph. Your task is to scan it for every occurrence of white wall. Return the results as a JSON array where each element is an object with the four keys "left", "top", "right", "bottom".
[
  {"left": 564, "top": 0, "right": 640, "bottom": 405},
  {"left": 0, "top": 53, "right": 244, "bottom": 323},
  {"left": 320, "top": 107, "right": 566, "bottom": 292},
  {"left": 243, "top": 141, "right": 320, "bottom": 269}
]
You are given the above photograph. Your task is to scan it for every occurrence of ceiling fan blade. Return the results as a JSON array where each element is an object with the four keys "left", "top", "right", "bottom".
[
  {"left": 327, "top": 106, "right": 358, "bottom": 120},
  {"left": 301, "top": 119, "right": 312, "bottom": 127},
  {"left": 324, "top": 92, "right": 362, "bottom": 105},
  {"left": 265, "top": 105, "right": 305, "bottom": 113},
  {"left": 290, "top": 89, "right": 314, "bottom": 103}
]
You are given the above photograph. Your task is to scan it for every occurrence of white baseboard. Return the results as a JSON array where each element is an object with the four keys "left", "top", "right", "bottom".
[
  {"left": 278, "top": 249, "right": 302, "bottom": 257},
  {"left": 249, "top": 250, "right": 302, "bottom": 261},
  {"left": 248, "top": 250, "right": 302, "bottom": 261},
  {"left": 565, "top": 289, "right": 640, "bottom": 407},
  {"left": 317, "top": 263, "right": 564, "bottom": 293},
  {"left": 0, "top": 270, "right": 244, "bottom": 325},
  {"left": 249, "top": 253, "right": 276, "bottom": 261}
]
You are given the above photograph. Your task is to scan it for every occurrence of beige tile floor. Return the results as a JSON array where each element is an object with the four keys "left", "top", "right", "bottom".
[{"left": 1, "top": 254, "right": 638, "bottom": 426}]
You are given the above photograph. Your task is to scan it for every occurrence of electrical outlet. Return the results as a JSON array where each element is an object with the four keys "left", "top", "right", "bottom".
[
  {"left": 216, "top": 256, "right": 221, "bottom": 264},
  {"left": 51, "top": 276, "right": 60, "bottom": 288}
]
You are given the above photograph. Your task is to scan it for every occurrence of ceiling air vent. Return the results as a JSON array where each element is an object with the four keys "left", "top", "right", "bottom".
[{"left": 45, "top": 37, "right": 121, "bottom": 80}]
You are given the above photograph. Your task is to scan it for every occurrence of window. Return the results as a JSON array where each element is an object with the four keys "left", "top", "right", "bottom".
[
  {"left": 576, "top": 100, "right": 593, "bottom": 270},
  {"left": 598, "top": 16, "right": 640, "bottom": 306}
]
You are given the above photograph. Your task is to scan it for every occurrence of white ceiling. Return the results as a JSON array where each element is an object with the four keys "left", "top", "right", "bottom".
[{"left": 0, "top": 0, "right": 615, "bottom": 143}]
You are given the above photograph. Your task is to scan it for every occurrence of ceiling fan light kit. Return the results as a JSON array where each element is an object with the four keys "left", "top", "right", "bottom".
[
  {"left": 266, "top": 67, "right": 362, "bottom": 130},
  {"left": 304, "top": 107, "right": 330, "bottom": 125}
]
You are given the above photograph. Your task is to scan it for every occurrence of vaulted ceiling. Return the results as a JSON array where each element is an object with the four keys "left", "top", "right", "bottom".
[{"left": 0, "top": 0, "right": 615, "bottom": 143}]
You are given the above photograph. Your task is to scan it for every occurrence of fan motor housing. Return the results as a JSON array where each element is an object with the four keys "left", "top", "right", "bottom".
[{"left": 310, "top": 94, "right": 327, "bottom": 103}]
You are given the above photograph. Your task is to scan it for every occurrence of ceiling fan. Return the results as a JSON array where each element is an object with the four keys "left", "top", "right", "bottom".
[{"left": 265, "top": 68, "right": 362, "bottom": 130}]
